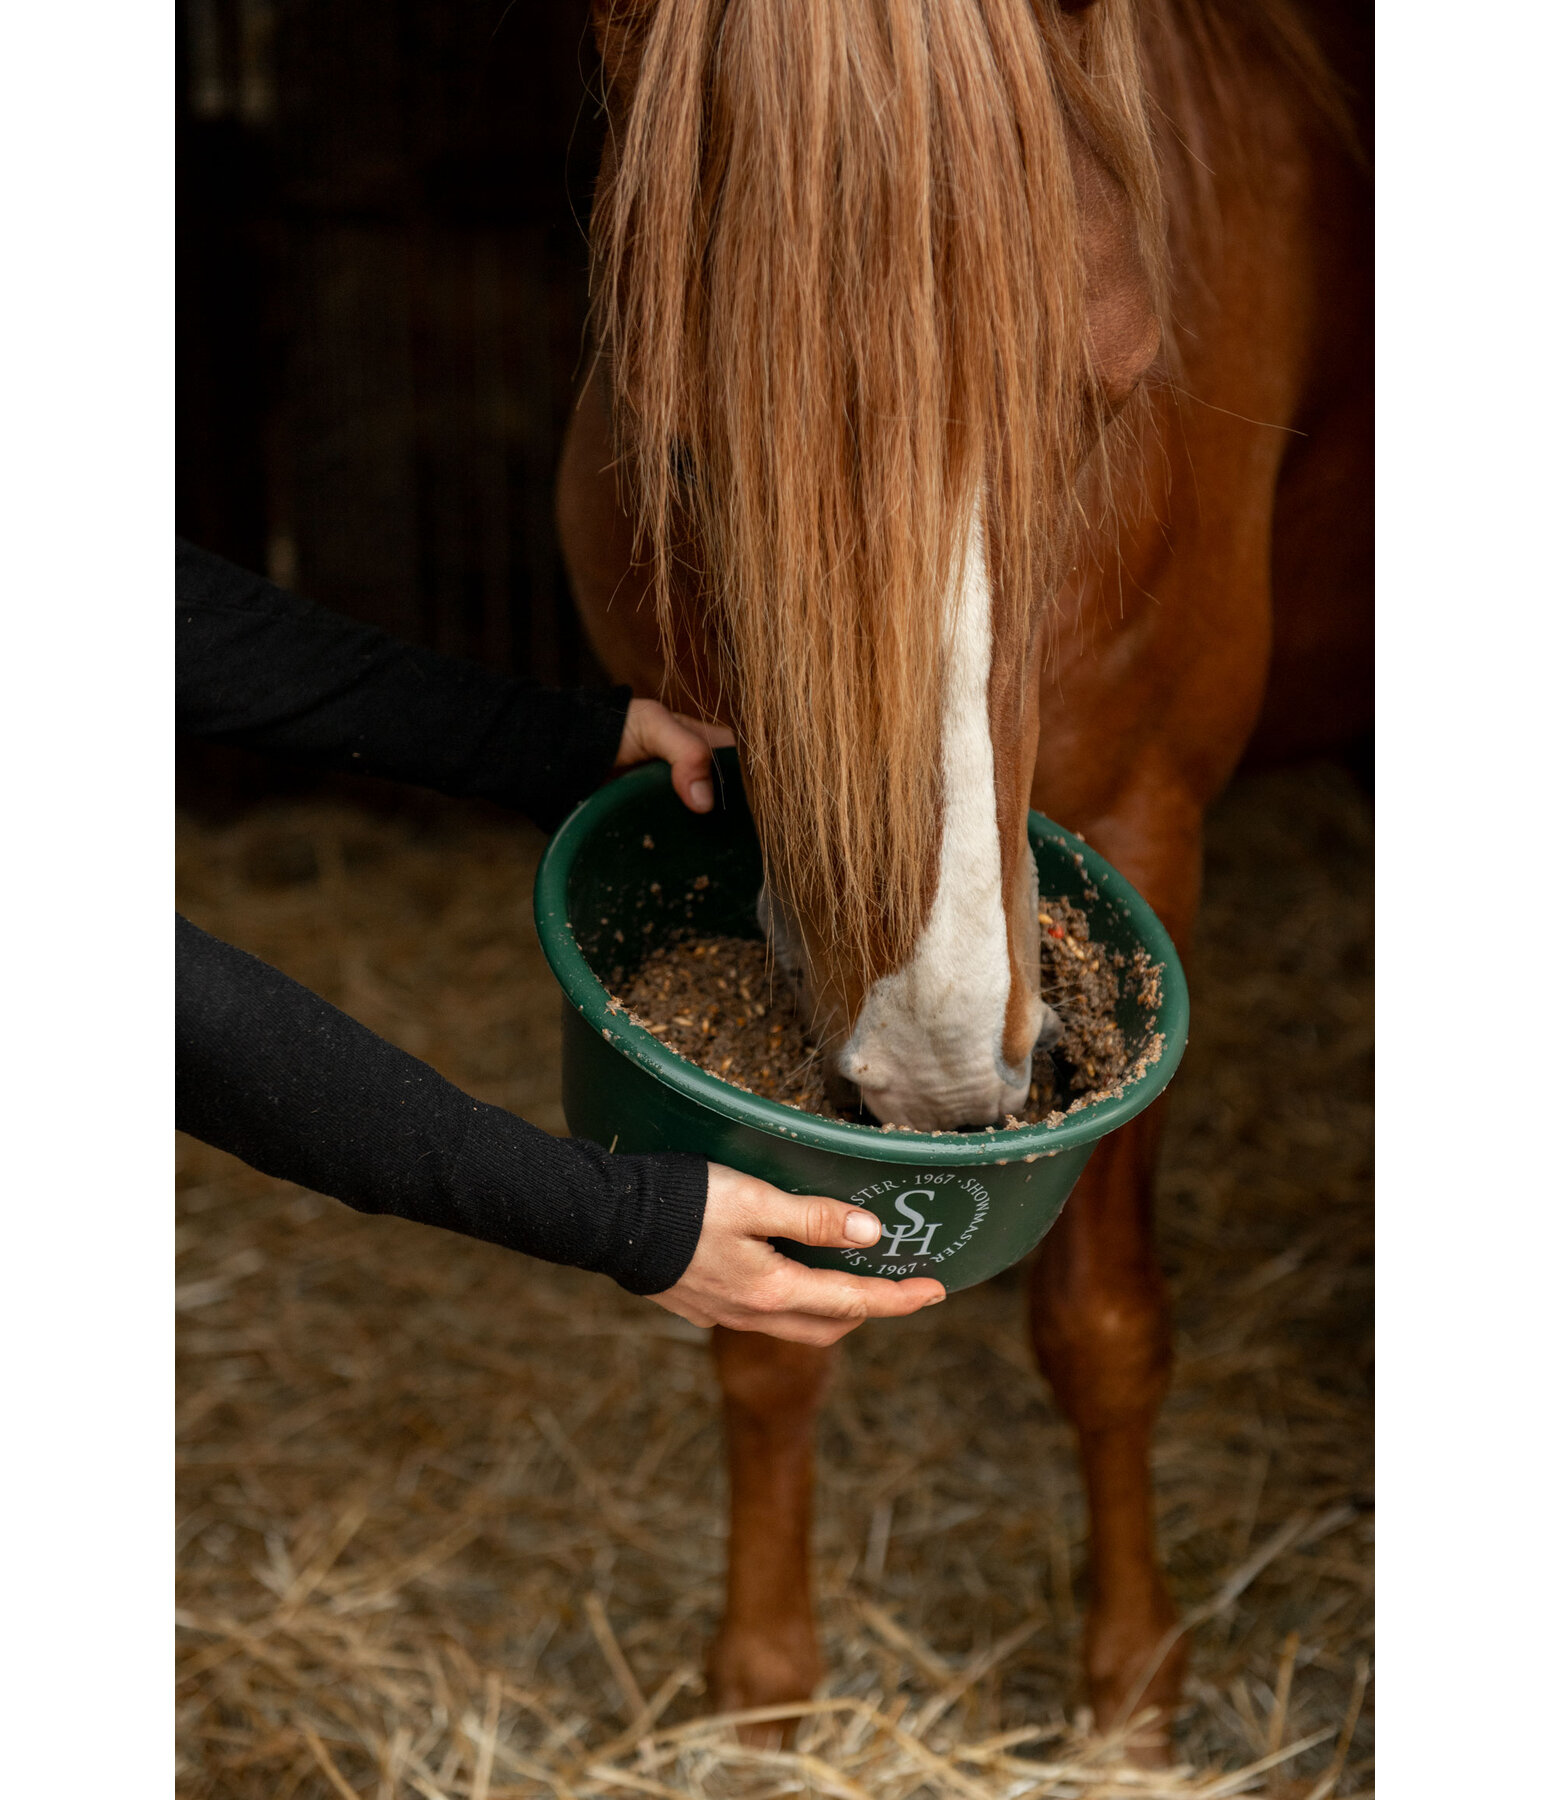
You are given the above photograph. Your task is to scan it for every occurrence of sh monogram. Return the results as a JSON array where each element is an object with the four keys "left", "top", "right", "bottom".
[{"left": 838, "top": 1174, "right": 993, "bottom": 1277}]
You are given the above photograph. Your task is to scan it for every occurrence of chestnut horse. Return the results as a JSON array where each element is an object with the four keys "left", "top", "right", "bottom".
[{"left": 556, "top": 0, "right": 1370, "bottom": 1752}]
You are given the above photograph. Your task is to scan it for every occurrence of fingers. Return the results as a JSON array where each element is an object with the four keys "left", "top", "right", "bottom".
[
  {"left": 728, "top": 1312, "right": 862, "bottom": 1347},
  {"left": 671, "top": 711, "right": 736, "bottom": 750},
  {"left": 654, "top": 1291, "right": 859, "bottom": 1347},
  {"left": 671, "top": 737, "right": 717, "bottom": 814},
  {"left": 723, "top": 1275, "right": 945, "bottom": 1345},
  {"left": 768, "top": 1266, "right": 945, "bottom": 1322},
  {"left": 717, "top": 1251, "right": 944, "bottom": 1329},
  {"left": 616, "top": 699, "right": 732, "bottom": 813},
  {"left": 744, "top": 1188, "right": 884, "bottom": 1251},
  {"left": 652, "top": 1285, "right": 872, "bottom": 1345},
  {"left": 676, "top": 1166, "right": 948, "bottom": 1343}
]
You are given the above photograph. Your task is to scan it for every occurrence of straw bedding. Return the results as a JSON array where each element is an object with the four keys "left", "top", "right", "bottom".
[{"left": 176, "top": 761, "right": 1373, "bottom": 1799}]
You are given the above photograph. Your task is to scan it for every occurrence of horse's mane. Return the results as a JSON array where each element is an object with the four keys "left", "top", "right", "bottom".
[{"left": 588, "top": 0, "right": 1341, "bottom": 984}]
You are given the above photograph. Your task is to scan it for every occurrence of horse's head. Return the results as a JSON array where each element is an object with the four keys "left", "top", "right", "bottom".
[{"left": 590, "top": 0, "right": 1163, "bottom": 1128}]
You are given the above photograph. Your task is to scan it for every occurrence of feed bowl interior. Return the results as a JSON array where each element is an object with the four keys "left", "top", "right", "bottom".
[{"left": 534, "top": 751, "right": 1187, "bottom": 1292}]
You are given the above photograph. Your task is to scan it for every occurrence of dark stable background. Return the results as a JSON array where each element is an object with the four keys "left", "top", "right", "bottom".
[
  {"left": 177, "top": 0, "right": 1373, "bottom": 811},
  {"left": 177, "top": 0, "right": 608, "bottom": 778}
]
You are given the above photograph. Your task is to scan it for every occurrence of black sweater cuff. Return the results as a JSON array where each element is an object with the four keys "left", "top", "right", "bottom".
[
  {"left": 453, "top": 1116, "right": 707, "bottom": 1295},
  {"left": 461, "top": 681, "right": 633, "bottom": 833}
]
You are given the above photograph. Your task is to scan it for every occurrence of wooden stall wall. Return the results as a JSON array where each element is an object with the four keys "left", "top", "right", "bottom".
[{"left": 178, "top": 0, "right": 606, "bottom": 686}]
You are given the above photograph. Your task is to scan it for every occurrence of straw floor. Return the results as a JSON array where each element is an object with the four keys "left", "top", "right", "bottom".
[{"left": 176, "top": 760, "right": 1373, "bottom": 1799}]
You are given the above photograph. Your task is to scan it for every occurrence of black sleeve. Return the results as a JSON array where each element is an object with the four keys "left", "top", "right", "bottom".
[
  {"left": 176, "top": 914, "right": 707, "bottom": 1296},
  {"left": 176, "top": 540, "right": 632, "bottom": 832}
]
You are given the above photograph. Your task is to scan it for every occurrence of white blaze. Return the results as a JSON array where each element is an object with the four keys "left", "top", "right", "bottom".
[{"left": 833, "top": 510, "right": 1043, "bottom": 1130}]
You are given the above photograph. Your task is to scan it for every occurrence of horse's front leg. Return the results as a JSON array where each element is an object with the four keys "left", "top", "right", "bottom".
[
  {"left": 708, "top": 1326, "right": 833, "bottom": 1722},
  {"left": 1026, "top": 787, "right": 1203, "bottom": 1756},
  {"left": 1028, "top": 1109, "right": 1183, "bottom": 1751}
]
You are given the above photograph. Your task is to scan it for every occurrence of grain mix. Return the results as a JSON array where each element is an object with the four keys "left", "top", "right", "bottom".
[{"left": 612, "top": 896, "right": 1160, "bottom": 1129}]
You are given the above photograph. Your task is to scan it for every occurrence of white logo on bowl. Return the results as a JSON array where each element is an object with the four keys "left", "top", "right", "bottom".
[{"left": 838, "top": 1174, "right": 992, "bottom": 1277}]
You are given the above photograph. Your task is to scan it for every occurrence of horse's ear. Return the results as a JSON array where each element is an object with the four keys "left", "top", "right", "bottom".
[{"left": 592, "top": 0, "right": 656, "bottom": 90}]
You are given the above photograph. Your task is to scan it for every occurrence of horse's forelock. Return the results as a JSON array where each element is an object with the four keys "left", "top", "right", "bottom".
[{"left": 592, "top": 0, "right": 1164, "bottom": 989}]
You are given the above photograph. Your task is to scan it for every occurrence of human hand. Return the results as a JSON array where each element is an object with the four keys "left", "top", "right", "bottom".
[
  {"left": 647, "top": 1163, "right": 947, "bottom": 1345},
  {"left": 614, "top": 698, "right": 735, "bottom": 814}
]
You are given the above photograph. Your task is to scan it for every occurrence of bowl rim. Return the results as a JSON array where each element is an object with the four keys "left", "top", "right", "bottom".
[{"left": 534, "top": 758, "right": 1189, "bottom": 1167}]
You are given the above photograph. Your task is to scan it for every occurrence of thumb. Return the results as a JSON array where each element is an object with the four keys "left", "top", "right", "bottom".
[
  {"left": 667, "top": 733, "right": 717, "bottom": 815},
  {"left": 753, "top": 1192, "right": 882, "bottom": 1251}
]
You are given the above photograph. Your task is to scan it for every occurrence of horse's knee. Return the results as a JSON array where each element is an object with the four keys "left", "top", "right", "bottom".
[
  {"left": 1029, "top": 1266, "right": 1172, "bottom": 1431},
  {"left": 713, "top": 1329, "right": 833, "bottom": 1422}
]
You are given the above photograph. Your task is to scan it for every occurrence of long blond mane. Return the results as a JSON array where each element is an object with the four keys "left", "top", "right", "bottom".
[{"left": 592, "top": 0, "right": 1164, "bottom": 983}]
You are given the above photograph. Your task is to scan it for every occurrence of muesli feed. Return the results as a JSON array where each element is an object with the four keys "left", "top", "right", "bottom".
[{"left": 611, "top": 896, "right": 1161, "bottom": 1131}]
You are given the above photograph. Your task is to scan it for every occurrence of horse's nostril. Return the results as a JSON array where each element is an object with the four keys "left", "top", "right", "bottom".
[{"left": 1035, "top": 1005, "right": 1065, "bottom": 1052}]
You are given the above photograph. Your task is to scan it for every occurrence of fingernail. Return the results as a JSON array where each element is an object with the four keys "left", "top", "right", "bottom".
[
  {"left": 925, "top": 1291, "right": 946, "bottom": 1305},
  {"left": 843, "top": 1211, "right": 879, "bottom": 1245},
  {"left": 690, "top": 779, "right": 713, "bottom": 811}
]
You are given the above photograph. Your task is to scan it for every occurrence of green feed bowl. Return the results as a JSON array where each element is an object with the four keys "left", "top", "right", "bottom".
[{"left": 534, "top": 751, "right": 1187, "bottom": 1293}]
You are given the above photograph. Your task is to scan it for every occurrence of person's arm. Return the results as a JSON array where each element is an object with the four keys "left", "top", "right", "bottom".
[
  {"left": 177, "top": 913, "right": 703, "bottom": 1291},
  {"left": 178, "top": 915, "right": 945, "bottom": 1336},
  {"left": 178, "top": 539, "right": 632, "bottom": 830}
]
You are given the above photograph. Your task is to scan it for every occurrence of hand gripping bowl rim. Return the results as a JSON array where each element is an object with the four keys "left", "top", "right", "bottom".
[{"left": 533, "top": 758, "right": 1189, "bottom": 1167}]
